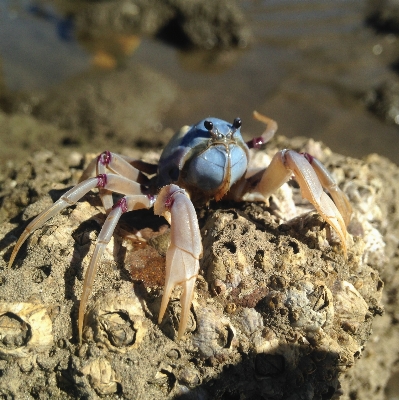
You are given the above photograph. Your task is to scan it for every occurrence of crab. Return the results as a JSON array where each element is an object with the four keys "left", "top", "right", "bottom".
[{"left": 8, "top": 111, "right": 352, "bottom": 342}]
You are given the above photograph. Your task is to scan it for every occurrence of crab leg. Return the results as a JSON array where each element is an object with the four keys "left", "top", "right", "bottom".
[
  {"left": 154, "top": 184, "right": 202, "bottom": 339},
  {"left": 252, "top": 150, "right": 348, "bottom": 256},
  {"left": 302, "top": 153, "right": 352, "bottom": 226},
  {"left": 8, "top": 177, "right": 100, "bottom": 268},
  {"left": 246, "top": 111, "right": 278, "bottom": 149},
  {"left": 80, "top": 151, "right": 145, "bottom": 182},
  {"left": 8, "top": 174, "right": 142, "bottom": 268},
  {"left": 80, "top": 151, "right": 149, "bottom": 212},
  {"left": 120, "top": 156, "right": 158, "bottom": 176},
  {"left": 8, "top": 172, "right": 153, "bottom": 341},
  {"left": 78, "top": 194, "right": 153, "bottom": 342}
]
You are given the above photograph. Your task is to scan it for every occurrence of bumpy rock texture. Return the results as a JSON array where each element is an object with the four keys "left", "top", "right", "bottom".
[{"left": 0, "top": 136, "right": 398, "bottom": 399}]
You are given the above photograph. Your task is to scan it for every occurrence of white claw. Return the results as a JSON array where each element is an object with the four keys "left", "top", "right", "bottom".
[{"left": 154, "top": 184, "right": 202, "bottom": 339}]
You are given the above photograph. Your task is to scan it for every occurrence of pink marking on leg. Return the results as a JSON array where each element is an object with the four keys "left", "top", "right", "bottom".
[
  {"left": 164, "top": 189, "right": 185, "bottom": 210},
  {"left": 246, "top": 136, "right": 265, "bottom": 149},
  {"left": 96, "top": 174, "right": 108, "bottom": 188},
  {"left": 98, "top": 151, "right": 112, "bottom": 165},
  {"left": 301, "top": 152, "right": 314, "bottom": 164},
  {"left": 165, "top": 196, "right": 174, "bottom": 209},
  {"left": 113, "top": 197, "right": 128, "bottom": 213}
]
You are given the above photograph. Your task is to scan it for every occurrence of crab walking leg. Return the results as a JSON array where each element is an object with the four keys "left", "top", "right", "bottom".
[
  {"left": 253, "top": 150, "right": 348, "bottom": 256},
  {"left": 8, "top": 177, "right": 100, "bottom": 268},
  {"left": 302, "top": 153, "right": 352, "bottom": 226},
  {"left": 8, "top": 174, "right": 143, "bottom": 268},
  {"left": 78, "top": 194, "right": 153, "bottom": 342},
  {"left": 80, "top": 151, "right": 144, "bottom": 182},
  {"left": 154, "top": 184, "right": 202, "bottom": 339},
  {"left": 80, "top": 151, "right": 148, "bottom": 212}
]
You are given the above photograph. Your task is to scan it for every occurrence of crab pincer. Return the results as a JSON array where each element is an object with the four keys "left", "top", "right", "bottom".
[{"left": 154, "top": 184, "right": 203, "bottom": 339}]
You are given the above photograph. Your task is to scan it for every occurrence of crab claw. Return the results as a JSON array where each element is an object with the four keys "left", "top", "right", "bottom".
[
  {"left": 253, "top": 150, "right": 349, "bottom": 257},
  {"left": 154, "top": 184, "right": 202, "bottom": 339}
]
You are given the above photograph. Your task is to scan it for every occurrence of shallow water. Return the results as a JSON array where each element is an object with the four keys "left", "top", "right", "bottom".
[{"left": 1, "top": 0, "right": 398, "bottom": 163}]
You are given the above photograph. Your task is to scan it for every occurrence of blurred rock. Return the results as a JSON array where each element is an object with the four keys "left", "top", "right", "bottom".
[
  {"left": 0, "top": 64, "right": 178, "bottom": 164},
  {"left": 366, "top": 79, "right": 399, "bottom": 125},
  {"left": 367, "top": 0, "right": 399, "bottom": 32},
  {"left": 73, "top": 0, "right": 251, "bottom": 50}
]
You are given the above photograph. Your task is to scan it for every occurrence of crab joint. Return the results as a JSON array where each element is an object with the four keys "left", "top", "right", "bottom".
[
  {"left": 113, "top": 197, "right": 128, "bottom": 213},
  {"left": 165, "top": 189, "right": 186, "bottom": 209},
  {"left": 98, "top": 151, "right": 112, "bottom": 165},
  {"left": 96, "top": 174, "right": 108, "bottom": 188}
]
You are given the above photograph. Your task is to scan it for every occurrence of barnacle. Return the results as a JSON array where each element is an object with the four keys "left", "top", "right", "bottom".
[
  {"left": 0, "top": 302, "right": 53, "bottom": 359},
  {"left": 84, "top": 292, "right": 147, "bottom": 352},
  {"left": 192, "top": 305, "right": 236, "bottom": 358},
  {"left": 158, "top": 297, "right": 197, "bottom": 340},
  {"left": 81, "top": 357, "right": 120, "bottom": 396},
  {"left": 332, "top": 280, "right": 369, "bottom": 325},
  {"left": 238, "top": 307, "right": 263, "bottom": 336},
  {"left": 284, "top": 282, "right": 334, "bottom": 331},
  {"left": 177, "top": 365, "right": 200, "bottom": 387}
]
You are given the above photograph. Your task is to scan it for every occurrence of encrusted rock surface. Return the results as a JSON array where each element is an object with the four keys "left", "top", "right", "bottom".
[{"left": 0, "top": 137, "right": 398, "bottom": 399}]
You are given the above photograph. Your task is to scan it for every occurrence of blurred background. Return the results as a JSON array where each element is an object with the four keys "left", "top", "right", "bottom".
[{"left": 1, "top": 0, "right": 399, "bottom": 164}]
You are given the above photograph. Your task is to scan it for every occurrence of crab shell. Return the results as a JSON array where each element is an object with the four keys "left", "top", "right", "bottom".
[{"left": 157, "top": 118, "right": 250, "bottom": 203}]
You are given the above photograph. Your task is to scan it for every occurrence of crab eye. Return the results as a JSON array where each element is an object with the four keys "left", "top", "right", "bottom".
[
  {"left": 232, "top": 118, "right": 241, "bottom": 129},
  {"left": 204, "top": 120, "right": 213, "bottom": 131}
]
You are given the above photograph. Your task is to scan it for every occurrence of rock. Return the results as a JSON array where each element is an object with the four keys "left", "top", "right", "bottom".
[
  {"left": 367, "top": 0, "right": 399, "bottom": 33},
  {"left": 366, "top": 79, "right": 399, "bottom": 125},
  {"left": 0, "top": 139, "right": 397, "bottom": 399},
  {"left": 0, "top": 64, "right": 178, "bottom": 163},
  {"left": 34, "top": 65, "right": 178, "bottom": 149}
]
